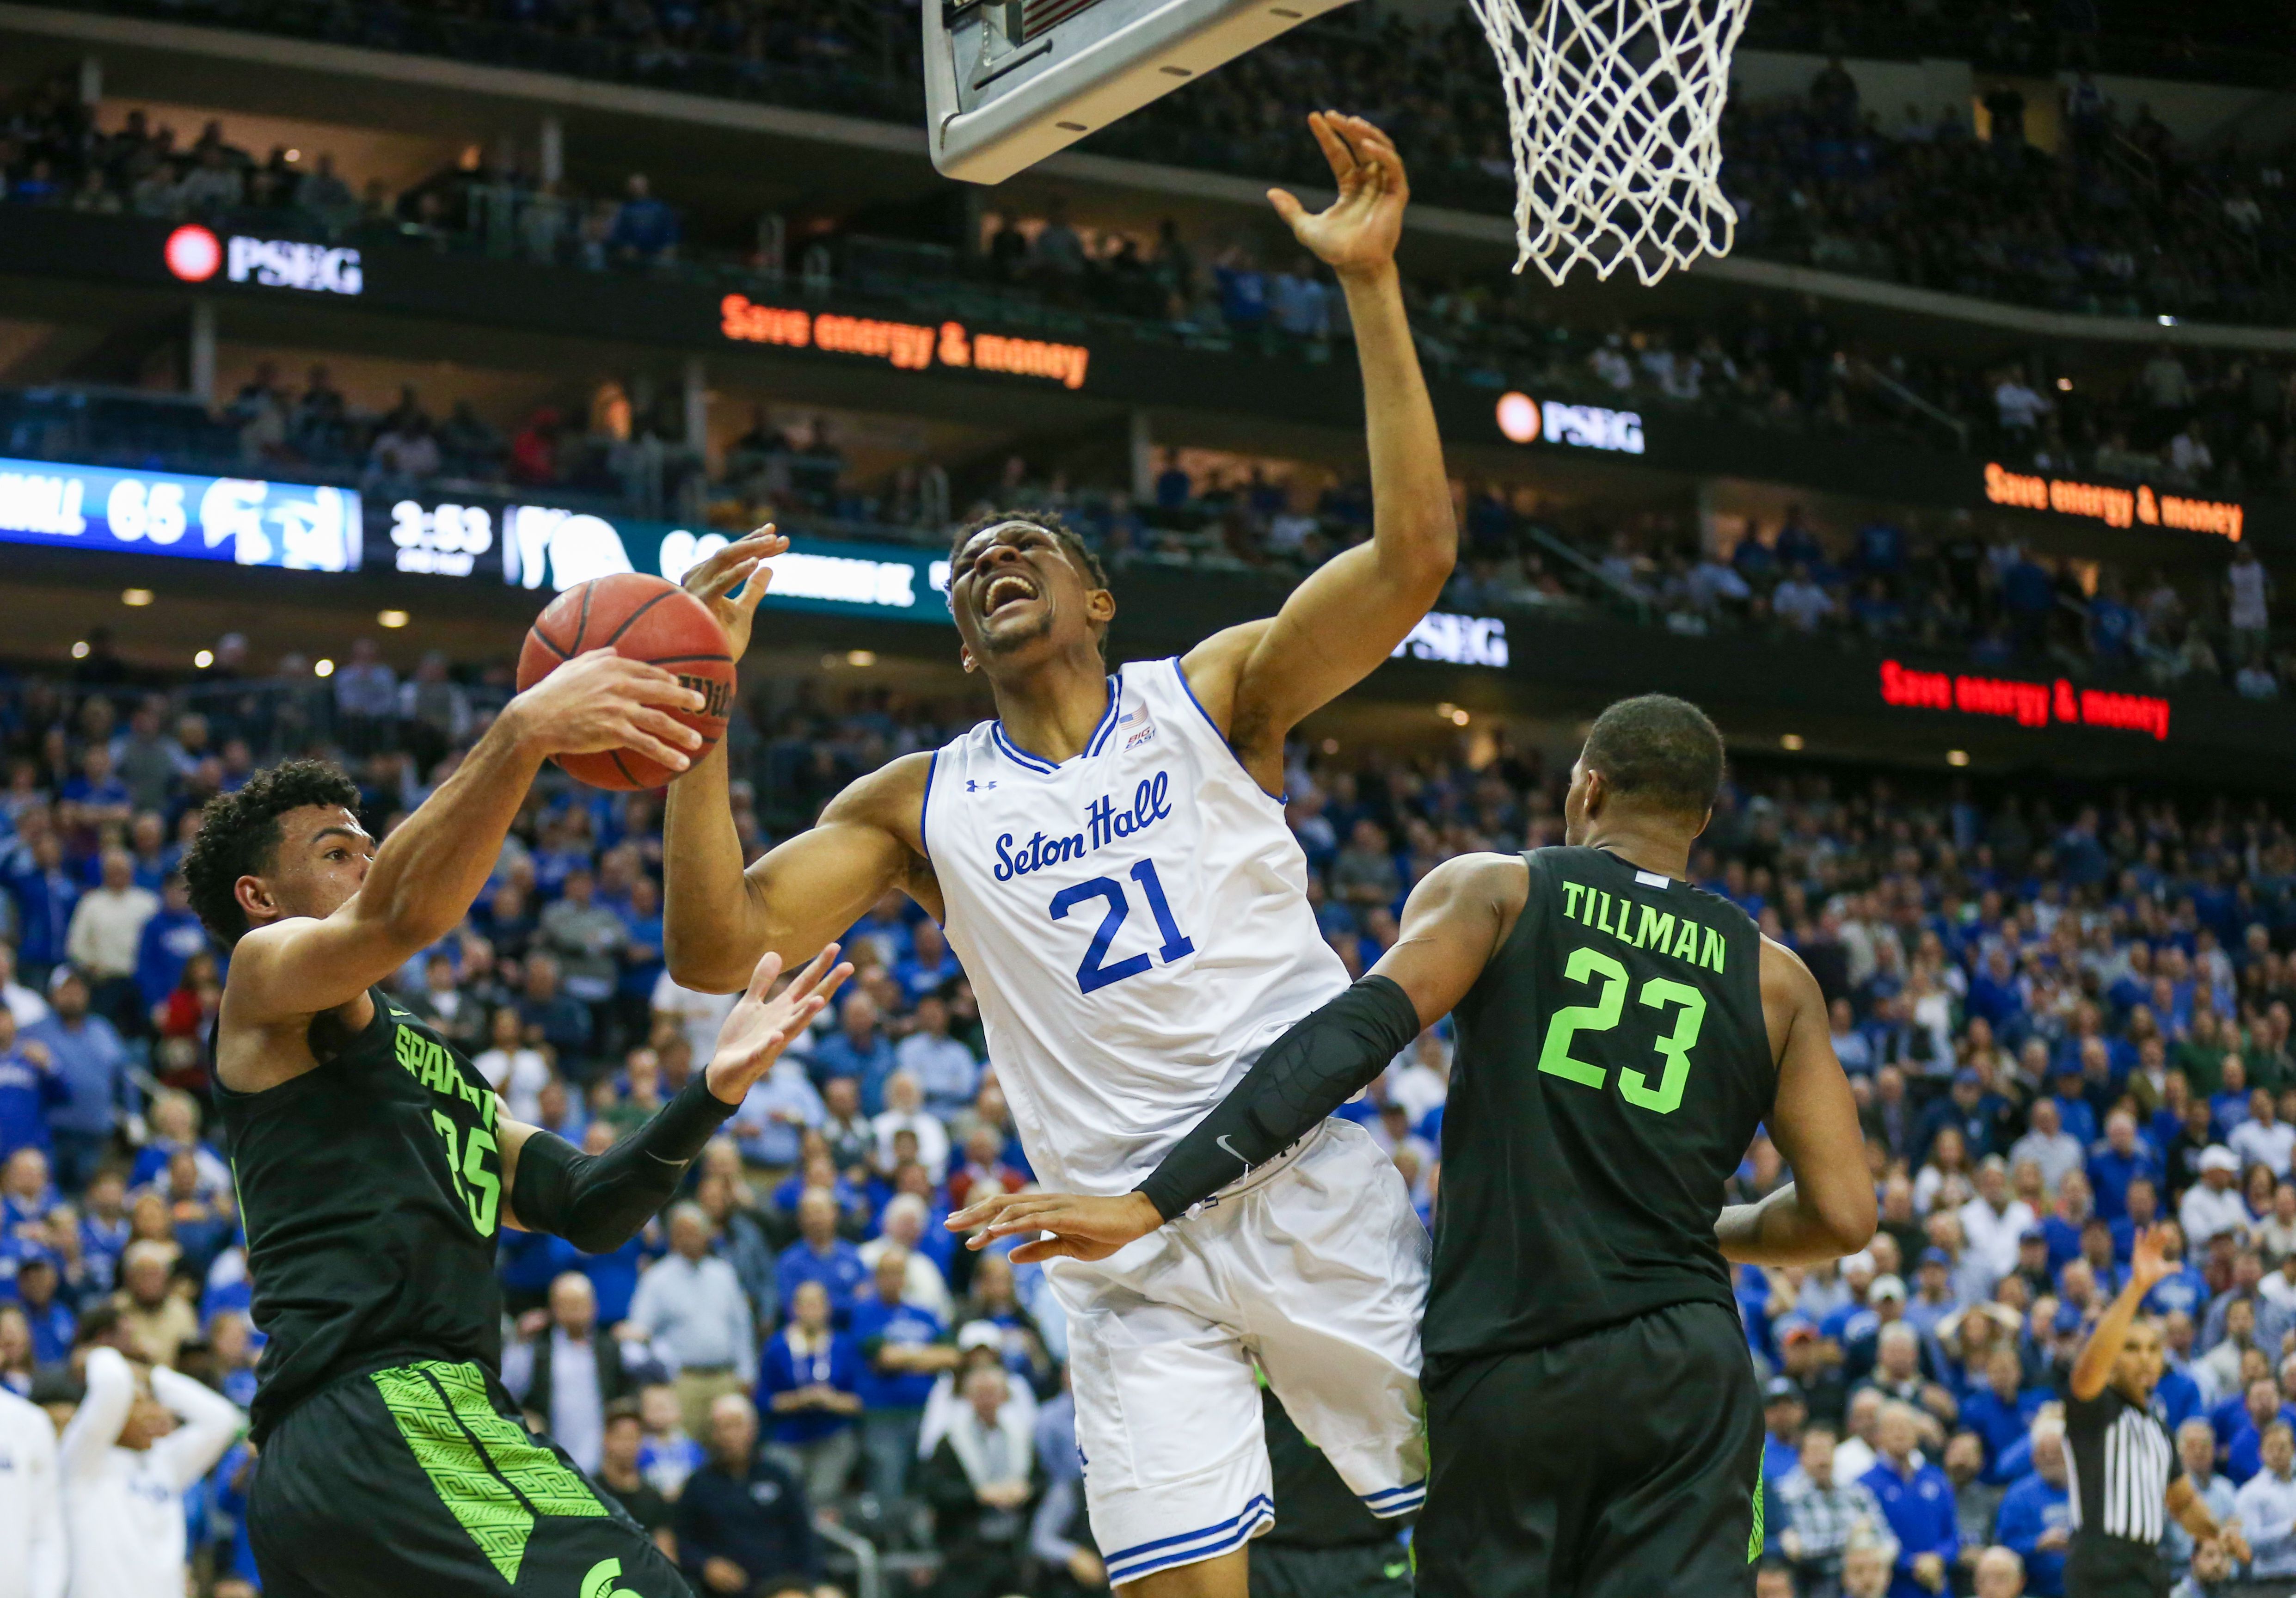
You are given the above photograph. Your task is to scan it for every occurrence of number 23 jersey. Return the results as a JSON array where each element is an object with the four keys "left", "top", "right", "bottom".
[
  {"left": 924, "top": 657, "right": 1350, "bottom": 1196},
  {"left": 1429, "top": 845, "right": 1776, "bottom": 1375}
]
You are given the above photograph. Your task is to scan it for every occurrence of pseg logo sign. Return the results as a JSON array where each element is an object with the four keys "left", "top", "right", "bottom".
[
  {"left": 164, "top": 225, "right": 364, "bottom": 296},
  {"left": 1495, "top": 391, "right": 1645, "bottom": 455}
]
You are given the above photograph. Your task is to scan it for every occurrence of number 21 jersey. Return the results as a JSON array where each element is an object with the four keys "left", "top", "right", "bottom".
[
  {"left": 924, "top": 658, "right": 1350, "bottom": 1196},
  {"left": 1428, "top": 845, "right": 1776, "bottom": 1375}
]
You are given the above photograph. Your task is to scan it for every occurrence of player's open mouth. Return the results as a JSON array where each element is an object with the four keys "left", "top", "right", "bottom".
[{"left": 981, "top": 571, "right": 1040, "bottom": 618}]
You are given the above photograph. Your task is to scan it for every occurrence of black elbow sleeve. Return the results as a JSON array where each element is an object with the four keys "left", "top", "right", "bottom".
[
  {"left": 511, "top": 1077, "right": 739, "bottom": 1251},
  {"left": 1136, "top": 974, "right": 1422, "bottom": 1222}
]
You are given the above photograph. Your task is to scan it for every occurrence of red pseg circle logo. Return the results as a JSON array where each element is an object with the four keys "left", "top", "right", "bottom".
[
  {"left": 1496, "top": 390, "right": 1541, "bottom": 444},
  {"left": 164, "top": 224, "right": 222, "bottom": 283}
]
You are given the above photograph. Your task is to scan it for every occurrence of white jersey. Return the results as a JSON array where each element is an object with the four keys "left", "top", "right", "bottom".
[
  {"left": 923, "top": 657, "right": 1349, "bottom": 1194},
  {"left": 0, "top": 1385, "right": 66, "bottom": 1598},
  {"left": 60, "top": 1347, "right": 244, "bottom": 1598}
]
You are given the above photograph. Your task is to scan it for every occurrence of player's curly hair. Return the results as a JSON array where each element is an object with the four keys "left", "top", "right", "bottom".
[
  {"left": 947, "top": 508, "right": 1113, "bottom": 663},
  {"left": 182, "top": 758, "right": 363, "bottom": 946},
  {"left": 1582, "top": 694, "right": 1726, "bottom": 818}
]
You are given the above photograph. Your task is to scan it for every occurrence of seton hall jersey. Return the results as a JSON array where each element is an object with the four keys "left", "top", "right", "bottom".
[{"left": 923, "top": 657, "right": 1349, "bottom": 1195}]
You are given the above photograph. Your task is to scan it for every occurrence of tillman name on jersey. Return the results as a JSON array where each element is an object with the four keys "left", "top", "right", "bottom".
[
  {"left": 1559, "top": 879, "right": 1730, "bottom": 974},
  {"left": 991, "top": 771, "right": 1175, "bottom": 881}
]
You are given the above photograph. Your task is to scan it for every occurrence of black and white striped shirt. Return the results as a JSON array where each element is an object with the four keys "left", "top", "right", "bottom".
[{"left": 2066, "top": 1385, "right": 2176, "bottom": 1545}]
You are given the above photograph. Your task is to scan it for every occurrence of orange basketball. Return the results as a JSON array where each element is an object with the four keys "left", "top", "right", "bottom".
[{"left": 515, "top": 573, "right": 735, "bottom": 790}]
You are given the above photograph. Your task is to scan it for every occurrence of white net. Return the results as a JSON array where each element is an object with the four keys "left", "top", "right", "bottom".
[{"left": 1468, "top": 0, "right": 1753, "bottom": 286}]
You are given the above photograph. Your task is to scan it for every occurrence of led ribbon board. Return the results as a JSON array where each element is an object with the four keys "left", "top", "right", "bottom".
[{"left": 0, "top": 457, "right": 361, "bottom": 570}]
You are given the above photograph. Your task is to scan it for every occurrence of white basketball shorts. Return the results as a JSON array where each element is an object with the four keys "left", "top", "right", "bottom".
[{"left": 1044, "top": 1117, "right": 1430, "bottom": 1587}]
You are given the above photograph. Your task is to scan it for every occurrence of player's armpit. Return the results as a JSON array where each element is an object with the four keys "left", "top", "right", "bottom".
[
  {"left": 663, "top": 750, "right": 929, "bottom": 993},
  {"left": 1714, "top": 940, "right": 1876, "bottom": 1266}
]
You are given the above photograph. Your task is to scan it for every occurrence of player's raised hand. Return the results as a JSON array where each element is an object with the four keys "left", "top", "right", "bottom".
[
  {"left": 681, "top": 524, "right": 787, "bottom": 660},
  {"left": 1268, "top": 111, "right": 1408, "bottom": 281},
  {"left": 946, "top": 1188, "right": 1164, "bottom": 1264},
  {"left": 704, "top": 943, "right": 854, "bottom": 1104},
  {"left": 509, "top": 649, "right": 706, "bottom": 772}
]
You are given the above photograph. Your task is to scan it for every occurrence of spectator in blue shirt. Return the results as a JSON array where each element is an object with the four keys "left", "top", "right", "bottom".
[
  {"left": 1862, "top": 1400, "right": 1961, "bottom": 1598},
  {"left": 1995, "top": 1416, "right": 2072, "bottom": 1596},
  {"left": 2089, "top": 1110, "right": 2163, "bottom": 1222},
  {"left": 758, "top": 1280, "right": 862, "bottom": 1510},
  {"left": 674, "top": 1393, "right": 823, "bottom": 1598},
  {"left": 891, "top": 919, "right": 961, "bottom": 1006},
  {"left": 606, "top": 173, "right": 679, "bottom": 264},
  {"left": 1961, "top": 1348, "right": 2044, "bottom": 1483},
  {"left": 775, "top": 1188, "right": 869, "bottom": 1326},
  {"left": 809, "top": 992, "right": 898, "bottom": 1114},
  {"left": 21, "top": 967, "right": 132, "bottom": 1192},
  {"left": 852, "top": 1248, "right": 957, "bottom": 1505},
  {"left": 0, "top": 1011, "right": 64, "bottom": 1158},
  {"left": 12, "top": 1254, "right": 73, "bottom": 1365},
  {"left": 6, "top": 831, "right": 78, "bottom": 976},
  {"left": 131, "top": 875, "right": 207, "bottom": 1013}
]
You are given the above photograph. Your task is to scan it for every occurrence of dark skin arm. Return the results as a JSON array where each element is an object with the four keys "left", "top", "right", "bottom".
[
  {"left": 949, "top": 852, "right": 1525, "bottom": 1261},
  {"left": 955, "top": 863, "right": 1875, "bottom": 1271},
  {"left": 1711, "top": 939, "right": 1877, "bottom": 1265}
]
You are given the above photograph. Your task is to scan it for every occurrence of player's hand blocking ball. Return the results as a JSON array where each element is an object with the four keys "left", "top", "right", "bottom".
[{"left": 515, "top": 573, "right": 737, "bottom": 789}]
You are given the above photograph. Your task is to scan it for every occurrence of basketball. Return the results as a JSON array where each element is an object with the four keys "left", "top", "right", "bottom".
[{"left": 515, "top": 573, "right": 736, "bottom": 790}]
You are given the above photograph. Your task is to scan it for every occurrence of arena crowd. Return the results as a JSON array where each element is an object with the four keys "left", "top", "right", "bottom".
[{"left": 3, "top": 641, "right": 2296, "bottom": 1594}]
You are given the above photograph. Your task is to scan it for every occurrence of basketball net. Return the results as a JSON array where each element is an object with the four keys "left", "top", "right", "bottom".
[{"left": 1468, "top": 0, "right": 1752, "bottom": 286}]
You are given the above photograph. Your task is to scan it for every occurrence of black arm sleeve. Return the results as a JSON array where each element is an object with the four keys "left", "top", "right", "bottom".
[
  {"left": 1134, "top": 974, "right": 1422, "bottom": 1222},
  {"left": 510, "top": 1076, "right": 740, "bottom": 1252}
]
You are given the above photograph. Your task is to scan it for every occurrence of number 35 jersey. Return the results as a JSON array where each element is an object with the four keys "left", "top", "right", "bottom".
[
  {"left": 216, "top": 990, "right": 507, "bottom": 1441},
  {"left": 924, "top": 657, "right": 1350, "bottom": 1196},
  {"left": 1428, "top": 846, "right": 1776, "bottom": 1377}
]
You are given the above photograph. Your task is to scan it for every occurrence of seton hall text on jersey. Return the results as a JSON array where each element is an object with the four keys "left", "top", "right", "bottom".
[
  {"left": 990, "top": 771, "right": 1175, "bottom": 881},
  {"left": 1560, "top": 879, "right": 1729, "bottom": 974}
]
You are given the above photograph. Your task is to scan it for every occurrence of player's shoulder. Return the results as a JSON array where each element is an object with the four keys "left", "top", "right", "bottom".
[
  {"left": 1420, "top": 848, "right": 1531, "bottom": 904},
  {"left": 819, "top": 750, "right": 939, "bottom": 836}
]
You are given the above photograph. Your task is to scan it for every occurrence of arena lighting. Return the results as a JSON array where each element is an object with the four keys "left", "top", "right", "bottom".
[
  {"left": 163, "top": 224, "right": 221, "bottom": 282},
  {"left": 1982, "top": 462, "right": 2241, "bottom": 542},
  {"left": 1494, "top": 391, "right": 1645, "bottom": 455},
  {"left": 313, "top": 658, "right": 335, "bottom": 677},
  {"left": 847, "top": 649, "right": 877, "bottom": 667},
  {"left": 70, "top": 640, "right": 89, "bottom": 659},
  {"left": 1879, "top": 658, "right": 2170, "bottom": 742},
  {"left": 377, "top": 609, "right": 410, "bottom": 628},
  {"left": 1780, "top": 734, "right": 1805, "bottom": 751},
  {"left": 1947, "top": 750, "right": 1971, "bottom": 767},
  {"left": 718, "top": 295, "right": 1090, "bottom": 389},
  {"left": 120, "top": 588, "right": 153, "bottom": 607},
  {"left": 194, "top": 649, "right": 214, "bottom": 668}
]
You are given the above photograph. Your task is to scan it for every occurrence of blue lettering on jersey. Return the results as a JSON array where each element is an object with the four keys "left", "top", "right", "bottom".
[{"left": 991, "top": 772, "right": 1174, "bottom": 881}]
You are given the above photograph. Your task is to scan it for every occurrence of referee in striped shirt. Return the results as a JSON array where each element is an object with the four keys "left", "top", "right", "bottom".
[{"left": 2064, "top": 1227, "right": 2249, "bottom": 1597}]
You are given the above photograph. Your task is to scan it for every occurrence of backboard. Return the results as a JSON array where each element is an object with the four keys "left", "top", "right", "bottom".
[{"left": 924, "top": 0, "right": 1358, "bottom": 185}]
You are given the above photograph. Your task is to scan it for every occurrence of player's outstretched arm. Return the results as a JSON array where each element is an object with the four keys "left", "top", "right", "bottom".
[
  {"left": 500, "top": 944, "right": 853, "bottom": 1244},
  {"left": 664, "top": 528, "right": 933, "bottom": 992},
  {"left": 227, "top": 652, "right": 706, "bottom": 1027},
  {"left": 1713, "top": 940, "right": 1877, "bottom": 1266},
  {"left": 1182, "top": 114, "right": 1456, "bottom": 785},
  {"left": 950, "top": 853, "right": 1522, "bottom": 1262}
]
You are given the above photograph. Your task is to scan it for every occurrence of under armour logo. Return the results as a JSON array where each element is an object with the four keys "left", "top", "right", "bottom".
[{"left": 966, "top": 779, "right": 998, "bottom": 793}]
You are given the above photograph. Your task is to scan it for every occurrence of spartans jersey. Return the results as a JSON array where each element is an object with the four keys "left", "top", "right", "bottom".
[
  {"left": 215, "top": 990, "right": 508, "bottom": 1440},
  {"left": 924, "top": 658, "right": 1350, "bottom": 1195},
  {"left": 1426, "top": 846, "right": 1776, "bottom": 1374}
]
